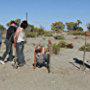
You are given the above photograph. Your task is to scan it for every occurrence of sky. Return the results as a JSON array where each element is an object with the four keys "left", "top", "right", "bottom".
[{"left": 0, "top": 0, "right": 90, "bottom": 30}]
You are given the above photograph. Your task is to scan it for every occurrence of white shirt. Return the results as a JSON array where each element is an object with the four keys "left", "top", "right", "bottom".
[{"left": 14, "top": 27, "right": 26, "bottom": 43}]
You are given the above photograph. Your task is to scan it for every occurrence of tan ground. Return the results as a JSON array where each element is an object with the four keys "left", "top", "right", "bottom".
[{"left": 0, "top": 35, "right": 90, "bottom": 90}]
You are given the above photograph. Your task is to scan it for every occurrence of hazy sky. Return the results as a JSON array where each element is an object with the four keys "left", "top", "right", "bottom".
[{"left": 0, "top": 0, "right": 90, "bottom": 30}]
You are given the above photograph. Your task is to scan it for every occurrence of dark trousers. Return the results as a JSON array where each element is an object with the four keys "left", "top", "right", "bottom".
[
  {"left": 2, "top": 39, "right": 13, "bottom": 61},
  {"left": 16, "top": 42, "right": 25, "bottom": 65}
]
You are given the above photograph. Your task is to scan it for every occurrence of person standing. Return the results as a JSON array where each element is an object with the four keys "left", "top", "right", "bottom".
[
  {"left": 0, "top": 31, "right": 2, "bottom": 49},
  {"left": 0, "top": 21, "right": 17, "bottom": 64},
  {"left": 14, "top": 20, "right": 28, "bottom": 67},
  {"left": 0, "top": 31, "right": 2, "bottom": 60}
]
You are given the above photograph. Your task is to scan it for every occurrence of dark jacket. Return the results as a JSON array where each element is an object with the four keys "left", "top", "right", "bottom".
[{"left": 6, "top": 26, "right": 17, "bottom": 43}]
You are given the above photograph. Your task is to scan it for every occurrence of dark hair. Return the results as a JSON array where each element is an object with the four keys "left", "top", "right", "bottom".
[
  {"left": 20, "top": 20, "right": 28, "bottom": 29},
  {"left": 10, "top": 21, "right": 17, "bottom": 25}
]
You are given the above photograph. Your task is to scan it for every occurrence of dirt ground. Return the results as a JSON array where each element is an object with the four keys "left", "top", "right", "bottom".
[{"left": 0, "top": 35, "right": 90, "bottom": 90}]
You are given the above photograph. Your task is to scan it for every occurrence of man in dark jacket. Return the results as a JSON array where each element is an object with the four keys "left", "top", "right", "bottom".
[{"left": 0, "top": 21, "right": 17, "bottom": 64}]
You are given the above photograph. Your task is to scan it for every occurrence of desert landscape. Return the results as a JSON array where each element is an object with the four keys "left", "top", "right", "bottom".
[
  {"left": 0, "top": 0, "right": 90, "bottom": 90},
  {"left": 0, "top": 34, "right": 90, "bottom": 90}
]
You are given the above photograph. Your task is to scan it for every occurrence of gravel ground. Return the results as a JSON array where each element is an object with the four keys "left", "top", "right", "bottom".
[{"left": 0, "top": 35, "right": 90, "bottom": 90}]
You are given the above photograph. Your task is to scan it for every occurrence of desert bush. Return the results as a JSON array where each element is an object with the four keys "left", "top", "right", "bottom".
[
  {"left": 79, "top": 43, "right": 90, "bottom": 52},
  {"left": 37, "top": 28, "right": 45, "bottom": 36},
  {"left": 2, "top": 31, "right": 6, "bottom": 40},
  {"left": 68, "top": 31, "right": 85, "bottom": 35},
  {"left": 52, "top": 41, "right": 73, "bottom": 54},
  {"left": 66, "top": 43, "right": 73, "bottom": 48},
  {"left": 58, "top": 40, "right": 74, "bottom": 49},
  {"left": 86, "top": 32, "right": 90, "bottom": 36},
  {"left": 52, "top": 43, "right": 60, "bottom": 54},
  {"left": 58, "top": 40, "right": 67, "bottom": 48},
  {"left": 44, "top": 31, "right": 53, "bottom": 37},
  {"left": 54, "top": 35, "right": 65, "bottom": 40},
  {"left": 25, "top": 32, "right": 37, "bottom": 38}
]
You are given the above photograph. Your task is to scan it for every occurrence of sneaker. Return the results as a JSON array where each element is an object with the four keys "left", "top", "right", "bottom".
[
  {"left": 18, "top": 63, "right": 26, "bottom": 67},
  {"left": 0, "top": 60, "right": 5, "bottom": 64}
]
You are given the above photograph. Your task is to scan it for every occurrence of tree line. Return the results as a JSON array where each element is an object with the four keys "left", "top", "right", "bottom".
[{"left": 0, "top": 19, "right": 90, "bottom": 32}]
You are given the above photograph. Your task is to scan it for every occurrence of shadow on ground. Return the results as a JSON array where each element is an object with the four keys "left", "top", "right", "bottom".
[{"left": 73, "top": 58, "right": 90, "bottom": 69}]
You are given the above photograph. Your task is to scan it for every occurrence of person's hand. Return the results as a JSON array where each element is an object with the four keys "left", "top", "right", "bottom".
[{"left": 14, "top": 43, "right": 16, "bottom": 48}]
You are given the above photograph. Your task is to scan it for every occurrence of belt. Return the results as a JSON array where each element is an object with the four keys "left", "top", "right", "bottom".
[{"left": 17, "top": 41, "right": 24, "bottom": 44}]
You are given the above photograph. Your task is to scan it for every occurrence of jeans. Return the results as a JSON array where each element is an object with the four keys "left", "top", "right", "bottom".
[
  {"left": 16, "top": 42, "right": 25, "bottom": 65},
  {"left": 2, "top": 39, "right": 13, "bottom": 61}
]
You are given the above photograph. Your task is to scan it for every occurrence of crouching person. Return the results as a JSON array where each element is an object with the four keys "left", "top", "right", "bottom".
[
  {"left": 33, "top": 44, "right": 49, "bottom": 69},
  {"left": 14, "top": 20, "right": 28, "bottom": 67}
]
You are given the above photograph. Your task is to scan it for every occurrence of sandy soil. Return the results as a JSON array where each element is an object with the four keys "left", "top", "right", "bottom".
[{"left": 0, "top": 35, "right": 90, "bottom": 90}]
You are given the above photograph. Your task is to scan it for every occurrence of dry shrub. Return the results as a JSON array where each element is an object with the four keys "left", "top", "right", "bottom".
[
  {"left": 58, "top": 41, "right": 74, "bottom": 49},
  {"left": 66, "top": 43, "right": 73, "bottom": 48},
  {"left": 52, "top": 43, "right": 60, "bottom": 55},
  {"left": 79, "top": 43, "right": 90, "bottom": 52},
  {"left": 68, "top": 31, "right": 85, "bottom": 36},
  {"left": 44, "top": 31, "right": 53, "bottom": 37},
  {"left": 54, "top": 35, "right": 65, "bottom": 40},
  {"left": 25, "top": 32, "right": 37, "bottom": 38},
  {"left": 58, "top": 40, "right": 67, "bottom": 48}
]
